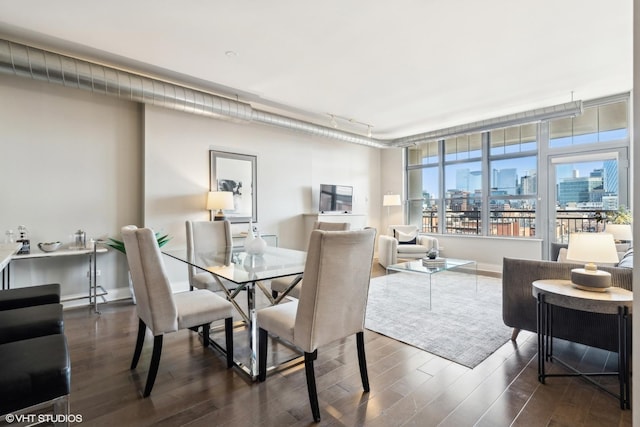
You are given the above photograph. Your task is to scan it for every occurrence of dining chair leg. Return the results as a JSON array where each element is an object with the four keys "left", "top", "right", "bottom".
[
  {"left": 143, "top": 335, "right": 163, "bottom": 398},
  {"left": 225, "top": 317, "right": 234, "bottom": 368},
  {"left": 356, "top": 331, "right": 370, "bottom": 392},
  {"left": 131, "top": 318, "right": 146, "bottom": 370},
  {"left": 304, "top": 350, "right": 321, "bottom": 422},
  {"left": 258, "top": 327, "right": 268, "bottom": 381},
  {"left": 201, "top": 323, "right": 210, "bottom": 347}
]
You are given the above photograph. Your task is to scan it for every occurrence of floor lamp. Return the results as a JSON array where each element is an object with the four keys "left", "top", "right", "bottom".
[{"left": 383, "top": 194, "right": 401, "bottom": 225}]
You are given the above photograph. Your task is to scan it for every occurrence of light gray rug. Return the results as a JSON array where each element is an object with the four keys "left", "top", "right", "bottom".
[{"left": 365, "top": 270, "right": 511, "bottom": 369}]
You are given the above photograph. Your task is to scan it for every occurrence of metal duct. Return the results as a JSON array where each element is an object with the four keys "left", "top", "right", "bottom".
[
  {"left": 0, "top": 39, "right": 583, "bottom": 149},
  {"left": 0, "top": 39, "right": 387, "bottom": 148}
]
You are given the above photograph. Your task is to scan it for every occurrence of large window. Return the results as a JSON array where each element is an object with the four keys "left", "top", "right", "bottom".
[
  {"left": 443, "top": 134, "right": 482, "bottom": 234},
  {"left": 488, "top": 123, "right": 537, "bottom": 237},
  {"left": 404, "top": 95, "right": 629, "bottom": 240}
]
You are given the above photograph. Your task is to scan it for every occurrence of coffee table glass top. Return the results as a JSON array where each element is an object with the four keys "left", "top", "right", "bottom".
[{"left": 387, "top": 258, "right": 476, "bottom": 275}]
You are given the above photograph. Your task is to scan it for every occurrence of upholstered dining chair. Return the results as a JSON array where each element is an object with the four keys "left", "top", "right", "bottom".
[
  {"left": 270, "top": 221, "right": 350, "bottom": 299},
  {"left": 257, "top": 228, "right": 376, "bottom": 422},
  {"left": 185, "top": 220, "right": 233, "bottom": 291},
  {"left": 121, "top": 225, "right": 234, "bottom": 397}
]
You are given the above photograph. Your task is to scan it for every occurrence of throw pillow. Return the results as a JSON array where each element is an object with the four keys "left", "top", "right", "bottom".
[
  {"left": 617, "top": 248, "right": 633, "bottom": 268},
  {"left": 395, "top": 229, "right": 417, "bottom": 245}
]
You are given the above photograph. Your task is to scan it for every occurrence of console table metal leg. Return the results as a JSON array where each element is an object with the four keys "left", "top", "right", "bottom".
[{"left": 90, "top": 246, "right": 101, "bottom": 314}]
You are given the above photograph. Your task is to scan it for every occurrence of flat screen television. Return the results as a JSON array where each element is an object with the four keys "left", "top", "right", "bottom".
[{"left": 319, "top": 184, "right": 353, "bottom": 213}]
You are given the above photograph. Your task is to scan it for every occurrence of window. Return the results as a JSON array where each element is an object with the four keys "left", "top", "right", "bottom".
[
  {"left": 489, "top": 156, "right": 537, "bottom": 237},
  {"left": 407, "top": 166, "right": 439, "bottom": 232},
  {"left": 443, "top": 133, "right": 483, "bottom": 234},
  {"left": 549, "top": 100, "right": 628, "bottom": 148},
  {"left": 404, "top": 95, "right": 629, "bottom": 242}
]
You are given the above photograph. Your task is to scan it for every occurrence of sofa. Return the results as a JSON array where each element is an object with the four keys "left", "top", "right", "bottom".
[
  {"left": 502, "top": 251, "right": 632, "bottom": 352},
  {"left": 378, "top": 225, "right": 439, "bottom": 268}
]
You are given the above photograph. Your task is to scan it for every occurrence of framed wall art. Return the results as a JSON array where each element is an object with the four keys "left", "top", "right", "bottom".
[{"left": 210, "top": 150, "right": 257, "bottom": 223}]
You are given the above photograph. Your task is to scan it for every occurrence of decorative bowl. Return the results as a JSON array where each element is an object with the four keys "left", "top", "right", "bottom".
[{"left": 38, "top": 241, "right": 62, "bottom": 252}]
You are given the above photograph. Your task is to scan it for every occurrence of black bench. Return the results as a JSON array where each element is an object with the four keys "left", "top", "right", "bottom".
[
  {"left": 0, "top": 284, "right": 70, "bottom": 422},
  {"left": 0, "top": 283, "right": 60, "bottom": 310},
  {"left": 0, "top": 334, "right": 70, "bottom": 416},
  {"left": 0, "top": 303, "right": 64, "bottom": 344}
]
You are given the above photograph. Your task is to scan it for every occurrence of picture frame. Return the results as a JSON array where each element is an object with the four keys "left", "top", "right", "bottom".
[{"left": 209, "top": 150, "right": 257, "bottom": 223}]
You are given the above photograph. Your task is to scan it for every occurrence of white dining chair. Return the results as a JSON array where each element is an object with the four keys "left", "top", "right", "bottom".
[
  {"left": 256, "top": 228, "right": 376, "bottom": 422},
  {"left": 185, "top": 220, "right": 233, "bottom": 291},
  {"left": 121, "top": 225, "right": 234, "bottom": 397},
  {"left": 270, "top": 221, "right": 350, "bottom": 299}
]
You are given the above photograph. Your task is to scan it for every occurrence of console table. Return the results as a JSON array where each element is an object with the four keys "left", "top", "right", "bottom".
[
  {"left": 9, "top": 245, "right": 108, "bottom": 313},
  {"left": 0, "top": 243, "right": 21, "bottom": 290},
  {"left": 532, "top": 279, "right": 632, "bottom": 409}
]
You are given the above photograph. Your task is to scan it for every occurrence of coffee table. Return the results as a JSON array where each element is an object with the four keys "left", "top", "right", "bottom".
[{"left": 386, "top": 258, "right": 477, "bottom": 309}]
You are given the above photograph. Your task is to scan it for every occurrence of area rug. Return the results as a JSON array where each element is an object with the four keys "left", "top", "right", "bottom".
[{"left": 364, "top": 271, "right": 511, "bottom": 369}]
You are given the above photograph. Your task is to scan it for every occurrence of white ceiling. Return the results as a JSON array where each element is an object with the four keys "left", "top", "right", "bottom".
[{"left": 0, "top": 0, "right": 632, "bottom": 140}]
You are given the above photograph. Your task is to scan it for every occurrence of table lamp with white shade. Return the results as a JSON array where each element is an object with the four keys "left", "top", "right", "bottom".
[
  {"left": 605, "top": 223, "right": 632, "bottom": 243},
  {"left": 566, "top": 232, "right": 620, "bottom": 292},
  {"left": 207, "top": 191, "right": 234, "bottom": 221}
]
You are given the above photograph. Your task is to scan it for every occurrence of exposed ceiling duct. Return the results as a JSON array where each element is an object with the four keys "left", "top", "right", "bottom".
[
  {"left": 0, "top": 39, "right": 387, "bottom": 148},
  {"left": 0, "top": 39, "right": 583, "bottom": 150}
]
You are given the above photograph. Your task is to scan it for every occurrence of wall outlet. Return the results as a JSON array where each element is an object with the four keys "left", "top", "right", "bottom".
[{"left": 87, "top": 270, "right": 101, "bottom": 277}]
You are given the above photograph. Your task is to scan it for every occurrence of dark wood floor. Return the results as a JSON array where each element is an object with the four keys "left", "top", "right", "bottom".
[{"left": 62, "top": 262, "right": 632, "bottom": 426}]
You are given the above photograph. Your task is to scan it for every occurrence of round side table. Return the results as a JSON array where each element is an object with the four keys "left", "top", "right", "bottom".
[{"left": 532, "top": 279, "right": 632, "bottom": 409}]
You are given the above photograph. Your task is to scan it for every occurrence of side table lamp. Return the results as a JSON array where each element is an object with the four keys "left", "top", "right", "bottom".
[
  {"left": 605, "top": 223, "right": 632, "bottom": 244},
  {"left": 207, "top": 191, "right": 234, "bottom": 221},
  {"left": 566, "top": 232, "right": 619, "bottom": 292}
]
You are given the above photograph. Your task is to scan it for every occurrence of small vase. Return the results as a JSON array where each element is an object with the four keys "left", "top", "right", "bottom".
[
  {"left": 244, "top": 221, "right": 255, "bottom": 246},
  {"left": 246, "top": 231, "right": 267, "bottom": 255}
]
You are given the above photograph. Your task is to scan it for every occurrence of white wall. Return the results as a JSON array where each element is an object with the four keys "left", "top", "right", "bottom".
[
  {"left": 0, "top": 74, "right": 141, "bottom": 302},
  {"left": 433, "top": 235, "right": 543, "bottom": 273},
  {"left": 143, "top": 105, "right": 382, "bottom": 250},
  {"left": 380, "top": 147, "right": 405, "bottom": 228}
]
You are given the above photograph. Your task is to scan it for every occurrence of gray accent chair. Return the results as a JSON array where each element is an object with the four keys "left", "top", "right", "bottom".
[
  {"left": 185, "top": 220, "right": 233, "bottom": 291},
  {"left": 122, "top": 225, "right": 235, "bottom": 397},
  {"left": 257, "top": 228, "right": 376, "bottom": 422},
  {"left": 270, "top": 221, "right": 350, "bottom": 299}
]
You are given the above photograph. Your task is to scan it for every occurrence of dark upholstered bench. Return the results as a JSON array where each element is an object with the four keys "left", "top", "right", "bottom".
[
  {"left": 0, "top": 334, "right": 70, "bottom": 416},
  {"left": 0, "top": 283, "right": 60, "bottom": 310},
  {"left": 0, "top": 303, "right": 64, "bottom": 345}
]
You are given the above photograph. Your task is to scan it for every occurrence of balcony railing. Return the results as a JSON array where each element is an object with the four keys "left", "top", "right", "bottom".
[{"left": 419, "top": 208, "right": 605, "bottom": 241}]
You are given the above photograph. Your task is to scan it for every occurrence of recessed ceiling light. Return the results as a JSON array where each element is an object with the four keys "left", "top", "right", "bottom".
[{"left": 225, "top": 50, "right": 238, "bottom": 58}]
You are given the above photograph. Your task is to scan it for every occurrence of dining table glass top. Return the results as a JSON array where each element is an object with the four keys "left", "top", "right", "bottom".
[{"left": 163, "top": 245, "right": 307, "bottom": 284}]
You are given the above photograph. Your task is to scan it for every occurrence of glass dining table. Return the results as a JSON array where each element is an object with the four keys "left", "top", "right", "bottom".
[{"left": 163, "top": 245, "right": 306, "bottom": 379}]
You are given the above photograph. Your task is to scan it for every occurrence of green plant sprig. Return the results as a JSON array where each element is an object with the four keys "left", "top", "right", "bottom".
[{"left": 106, "top": 232, "right": 171, "bottom": 254}]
